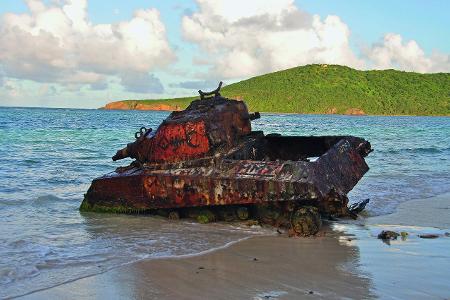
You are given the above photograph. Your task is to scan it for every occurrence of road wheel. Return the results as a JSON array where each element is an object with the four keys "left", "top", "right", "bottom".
[
  {"left": 168, "top": 210, "right": 180, "bottom": 220},
  {"left": 197, "top": 209, "right": 216, "bottom": 224},
  {"left": 219, "top": 208, "right": 236, "bottom": 222},
  {"left": 236, "top": 207, "right": 249, "bottom": 220},
  {"left": 290, "top": 206, "right": 321, "bottom": 236},
  {"left": 255, "top": 205, "right": 281, "bottom": 225}
]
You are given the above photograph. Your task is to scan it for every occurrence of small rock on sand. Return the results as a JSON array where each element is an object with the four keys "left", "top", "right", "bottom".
[
  {"left": 419, "top": 234, "right": 439, "bottom": 239},
  {"left": 378, "top": 230, "right": 399, "bottom": 240}
]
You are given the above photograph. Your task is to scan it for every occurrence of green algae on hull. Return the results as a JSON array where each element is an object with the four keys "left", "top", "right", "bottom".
[{"left": 79, "top": 196, "right": 151, "bottom": 214}]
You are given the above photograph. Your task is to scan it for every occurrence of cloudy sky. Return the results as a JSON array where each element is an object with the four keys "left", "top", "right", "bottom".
[{"left": 0, "top": 0, "right": 448, "bottom": 108}]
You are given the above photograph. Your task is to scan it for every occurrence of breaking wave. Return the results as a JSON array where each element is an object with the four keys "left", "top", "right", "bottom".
[{"left": 381, "top": 147, "right": 448, "bottom": 154}]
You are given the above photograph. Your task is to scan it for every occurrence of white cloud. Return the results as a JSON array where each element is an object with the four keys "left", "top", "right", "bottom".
[
  {"left": 365, "top": 33, "right": 450, "bottom": 73},
  {"left": 120, "top": 72, "right": 164, "bottom": 93},
  {"left": 182, "top": 0, "right": 364, "bottom": 78},
  {"left": 0, "top": 0, "right": 175, "bottom": 93},
  {"left": 1, "top": 0, "right": 448, "bottom": 106},
  {"left": 182, "top": 0, "right": 449, "bottom": 79},
  {"left": 169, "top": 80, "right": 218, "bottom": 90},
  {"left": 3, "top": 79, "right": 20, "bottom": 97},
  {"left": 89, "top": 80, "right": 108, "bottom": 90}
]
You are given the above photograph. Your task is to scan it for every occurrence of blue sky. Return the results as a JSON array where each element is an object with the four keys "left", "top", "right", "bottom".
[
  {"left": 298, "top": 0, "right": 449, "bottom": 53},
  {"left": 0, "top": 0, "right": 448, "bottom": 108}
]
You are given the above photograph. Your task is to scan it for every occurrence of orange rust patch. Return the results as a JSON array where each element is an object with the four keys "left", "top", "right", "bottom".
[{"left": 151, "top": 121, "right": 209, "bottom": 162}]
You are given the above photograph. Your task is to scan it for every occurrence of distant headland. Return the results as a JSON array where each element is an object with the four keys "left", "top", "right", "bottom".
[{"left": 102, "top": 64, "right": 450, "bottom": 116}]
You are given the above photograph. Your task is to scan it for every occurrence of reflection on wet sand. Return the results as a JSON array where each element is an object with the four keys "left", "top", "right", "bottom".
[
  {"left": 22, "top": 228, "right": 374, "bottom": 300},
  {"left": 22, "top": 218, "right": 450, "bottom": 299}
]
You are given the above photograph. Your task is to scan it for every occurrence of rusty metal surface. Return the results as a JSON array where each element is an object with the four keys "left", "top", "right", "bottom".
[
  {"left": 112, "top": 96, "right": 252, "bottom": 163},
  {"left": 86, "top": 136, "right": 370, "bottom": 216}
]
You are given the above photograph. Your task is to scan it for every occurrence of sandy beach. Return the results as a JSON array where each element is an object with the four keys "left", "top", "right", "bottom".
[
  {"left": 20, "top": 233, "right": 374, "bottom": 299},
  {"left": 19, "top": 193, "right": 450, "bottom": 300}
]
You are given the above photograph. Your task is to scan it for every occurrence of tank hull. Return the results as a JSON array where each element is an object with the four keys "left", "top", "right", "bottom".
[{"left": 82, "top": 137, "right": 370, "bottom": 217}]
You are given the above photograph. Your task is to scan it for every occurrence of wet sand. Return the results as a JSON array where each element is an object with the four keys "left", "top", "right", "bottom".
[
  {"left": 22, "top": 193, "right": 450, "bottom": 300},
  {"left": 368, "top": 192, "right": 450, "bottom": 229}
]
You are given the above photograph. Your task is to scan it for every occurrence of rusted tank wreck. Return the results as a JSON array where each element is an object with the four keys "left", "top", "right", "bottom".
[{"left": 81, "top": 83, "right": 372, "bottom": 236}]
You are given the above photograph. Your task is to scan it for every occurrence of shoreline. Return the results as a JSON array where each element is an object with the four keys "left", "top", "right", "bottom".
[
  {"left": 20, "top": 192, "right": 450, "bottom": 299},
  {"left": 367, "top": 192, "right": 450, "bottom": 229},
  {"left": 1, "top": 106, "right": 449, "bottom": 117},
  {"left": 22, "top": 232, "right": 374, "bottom": 300},
  {"left": 100, "top": 104, "right": 450, "bottom": 117}
]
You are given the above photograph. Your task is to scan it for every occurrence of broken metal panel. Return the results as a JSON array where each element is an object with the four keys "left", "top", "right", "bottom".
[{"left": 314, "top": 139, "right": 370, "bottom": 195}]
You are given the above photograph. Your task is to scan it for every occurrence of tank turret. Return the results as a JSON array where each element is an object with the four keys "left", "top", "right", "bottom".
[{"left": 112, "top": 82, "right": 260, "bottom": 164}]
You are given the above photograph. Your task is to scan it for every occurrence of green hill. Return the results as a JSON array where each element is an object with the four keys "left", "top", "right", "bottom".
[{"left": 105, "top": 64, "right": 450, "bottom": 116}]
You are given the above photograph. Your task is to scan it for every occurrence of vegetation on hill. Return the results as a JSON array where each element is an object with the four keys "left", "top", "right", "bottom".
[{"left": 106, "top": 64, "right": 450, "bottom": 116}]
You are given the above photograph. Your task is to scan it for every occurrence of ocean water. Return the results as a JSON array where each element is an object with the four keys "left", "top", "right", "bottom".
[{"left": 0, "top": 107, "right": 449, "bottom": 298}]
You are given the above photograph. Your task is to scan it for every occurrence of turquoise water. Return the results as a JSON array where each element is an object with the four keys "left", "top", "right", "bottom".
[{"left": 0, "top": 107, "right": 449, "bottom": 298}]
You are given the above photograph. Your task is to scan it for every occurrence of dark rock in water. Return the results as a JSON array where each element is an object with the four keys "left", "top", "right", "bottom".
[
  {"left": 378, "top": 230, "right": 399, "bottom": 240},
  {"left": 348, "top": 198, "right": 370, "bottom": 215},
  {"left": 400, "top": 231, "right": 409, "bottom": 240},
  {"left": 419, "top": 234, "right": 439, "bottom": 239},
  {"left": 444, "top": 232, "right": 450, "bottom": 237}
]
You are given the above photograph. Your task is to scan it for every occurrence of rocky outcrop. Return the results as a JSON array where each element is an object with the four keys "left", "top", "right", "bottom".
[
  {"left": 325, "top": 107, "right": 337, "bottom": 114},
  {"left": 102, "top": 101, "right": 181, "bottom": 111},
  {"left": 103, "top": 101, "right": 132, "bottom": 110},
  {"left": 135, "top": 103, "right": 181, "bottom": 111},
  {"left": 345, "top": 108, "right": 366, "bottom": 115}
]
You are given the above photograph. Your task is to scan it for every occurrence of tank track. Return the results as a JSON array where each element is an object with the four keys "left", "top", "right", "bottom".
[
  {"left": 156, "top": 201, "right": 322, "bottom": 237},
  {"left": 80, "top": 195, "right": 322, "bottom": 236}
]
